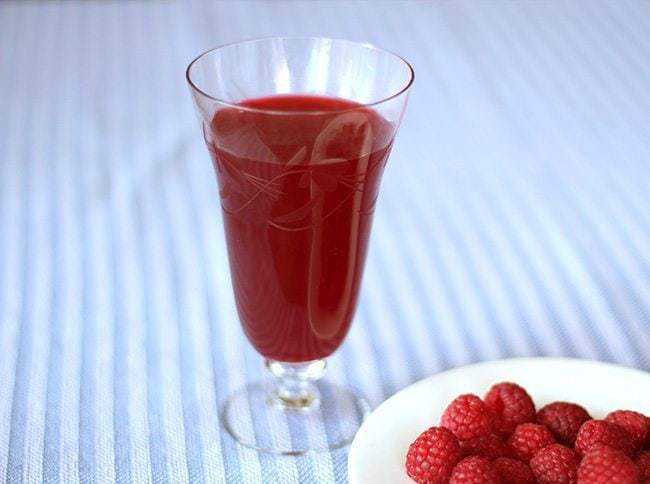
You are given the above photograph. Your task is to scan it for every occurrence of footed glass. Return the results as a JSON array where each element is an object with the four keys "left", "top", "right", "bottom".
[{"left": 186, "top": 37, "right": 413, "bottom": 454}]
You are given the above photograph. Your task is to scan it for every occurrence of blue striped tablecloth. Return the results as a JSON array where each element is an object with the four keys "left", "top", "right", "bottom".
[{"left": 1, "top": 1, "right": 649, "bottom": 482}]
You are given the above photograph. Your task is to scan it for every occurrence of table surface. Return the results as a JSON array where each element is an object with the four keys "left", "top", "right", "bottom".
[{"left": 1, "top": 1, "right": 649, "bottom": 483}]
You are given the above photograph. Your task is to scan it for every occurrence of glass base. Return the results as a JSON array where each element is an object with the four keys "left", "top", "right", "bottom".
[{"left": 220, "top": 359, "right": 370, "bottom": 455}]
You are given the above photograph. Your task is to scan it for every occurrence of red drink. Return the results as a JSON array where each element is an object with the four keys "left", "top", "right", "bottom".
[{"left": 205, "top": 95, "right": 394, "bottom": 362}]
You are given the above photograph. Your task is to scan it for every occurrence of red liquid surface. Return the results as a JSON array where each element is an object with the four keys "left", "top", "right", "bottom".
[{"left": 205, "top": 95, "right": 394, "bottom": 362}]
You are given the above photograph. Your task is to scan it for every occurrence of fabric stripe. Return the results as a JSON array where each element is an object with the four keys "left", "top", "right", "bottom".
[
  {"left": 7, "top": 6, "right": 54, "bottom": 483},
  {"left": 109, "top": 3, "right": 153, "bottom": 483},
  {"left": 134, "top": 7, "right": 191, "bottom": 478},
  {"left": 0, "top": 4, "right": 27, "bottom": 481},
  {"left": 52, "top": 1, "right": 84, "bottom": 483},
  {"left": 77, "top": 3, "right": 117, "bottom": 482},
  {"left": 149, "top": 9, "right": 207, "bottom": 484}
]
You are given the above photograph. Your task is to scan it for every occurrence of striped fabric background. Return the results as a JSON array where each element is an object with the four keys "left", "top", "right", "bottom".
[{"left": 1, "top": 1, "right": 649, "bottom": 482}]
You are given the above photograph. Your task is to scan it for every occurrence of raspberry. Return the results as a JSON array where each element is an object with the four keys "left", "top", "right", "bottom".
[
  {"left": 507, "top": 423, "right": 556, "bottom": 462},
  {"left": 637, "top": 450, "right": 650, "bottom": 481},
  {"left": 529, "top": 444, "right": 579, "bottom": 484},
  {"left": 537, "top": 401, "right": 592, "bottom": 445},
  {"left": 405, "top": 426, "right": 462, "bottom": 484},
  {"left": 449, "top": 456, "right": 499, "bottom": 484},
  {"left": 441, "top": 394, "right": 494, "bottom": 441},
  {"left": 460, "top": 434, "right": 507, "bottom": 460},
  {"left": 575, "top": 419, "right": 634, "bottom": 456},
  {"left": 484, "top": 382, "right": 536, "bottom": 434},
  {"left": 493, "top": 457, "right": 535, "bottom": 484},
  {"left": 606, "top": 410, "right": 649, "bottom": 452},
  {"left": 577, "top": 445, "right": 639, "bottom": 484}
]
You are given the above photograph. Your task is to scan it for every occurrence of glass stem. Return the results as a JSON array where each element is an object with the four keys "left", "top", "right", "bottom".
[{"left": 265, "top": 359, "right": 327, "bottom": 410}]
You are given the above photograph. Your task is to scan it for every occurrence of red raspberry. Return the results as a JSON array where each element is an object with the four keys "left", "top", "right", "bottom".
[
  {"left": 637, "top": 450, "right": 650, "bottom": 481},
  {"left": 529, "top": 443, "right": 579, "bottom": 484},
  {"left": 577, "top": 445, "right": 639, "bottom": 484},
  {"left": 405, "top": 426, "right": 462, "bottom": 484},
  {"left": 493, "top": 457, "right": 535, "bottom": 484},
  {"left": 537, "top": 401, "right": 592, "bottom": 445},
  {"left": 441, "top": 394, "right": 494, "bottom": 441},
  {"left": 460, "top": 434, "right": 507, "bottom": 460},
  {"left": 606, "top": 410, "right": 649, "bottom": 452},
  {"left": 449, "top": 456, "right": 500, "bottom": 484},
  {"left": 507, "top": 423, "right": 556, "bottom": 462},
  {"left": 484, "top": 382, "right": 536, "bottom": 434},
  {"left": 575, "top": 419, "right": 634, "bottom": 456}
]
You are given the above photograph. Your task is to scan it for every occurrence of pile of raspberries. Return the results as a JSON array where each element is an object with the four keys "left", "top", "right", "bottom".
[{"left": 405, "top": 382, "right": 650, "bottom": 483}]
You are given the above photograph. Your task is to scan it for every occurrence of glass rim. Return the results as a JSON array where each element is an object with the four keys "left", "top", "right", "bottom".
[{"left": 185, "top": 36, "right": 414, "bottom": 116}]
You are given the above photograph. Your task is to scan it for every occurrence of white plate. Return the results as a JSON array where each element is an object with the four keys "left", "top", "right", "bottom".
[{"left": 348, "top": 357, "right": 650, "bottom": 484}]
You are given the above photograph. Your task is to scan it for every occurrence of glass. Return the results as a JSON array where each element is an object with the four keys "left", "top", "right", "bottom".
[{"left": 186, "top": 37, "right": 413, "bottom": 455}]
